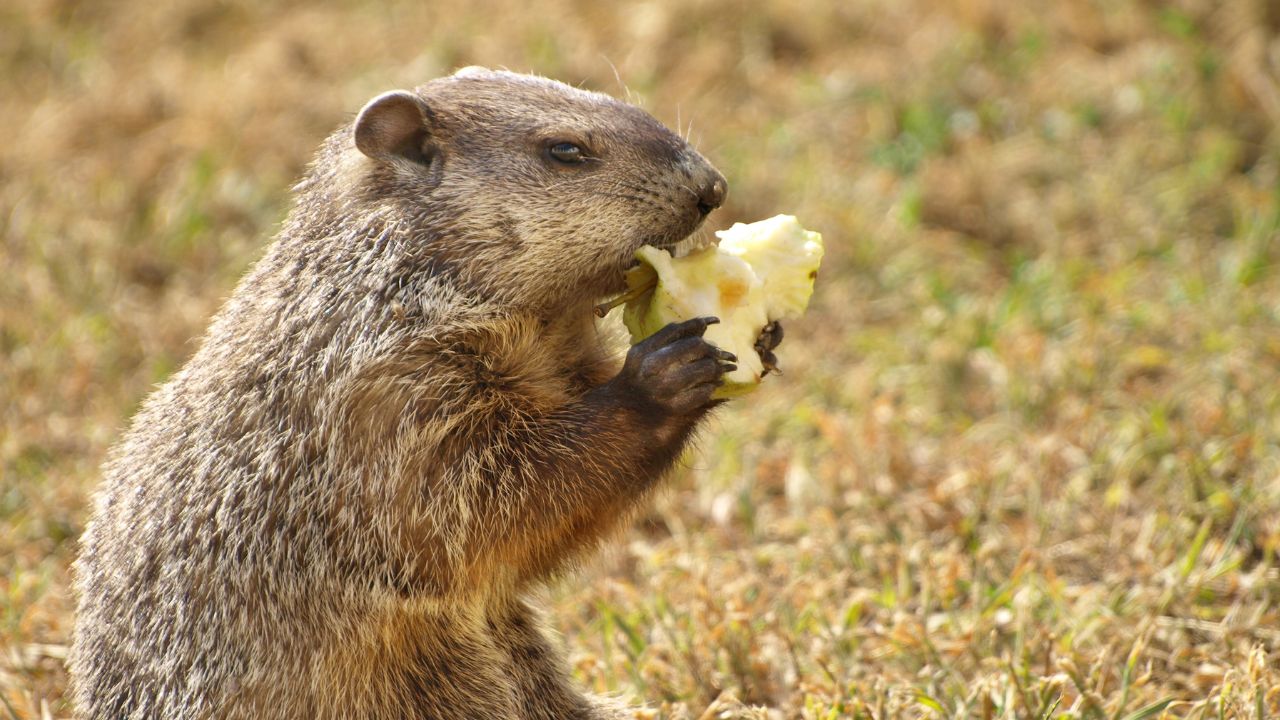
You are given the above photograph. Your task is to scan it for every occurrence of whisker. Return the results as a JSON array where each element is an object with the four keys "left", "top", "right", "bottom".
[
  {"left": 610, "top": 181, "right": 663, "bottom": 199},
  {"left": 590, "top": 191, "right": 647, "bottom": 204},
  {"left": 600, "top": 55, "right": 629, "bottom": 101}
]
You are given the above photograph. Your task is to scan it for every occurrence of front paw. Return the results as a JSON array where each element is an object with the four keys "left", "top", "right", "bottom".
[
  {"left": 617, "top": 317, "right": 736, "bottom": 415},
  {"left": 754, "top": 321, "right": 784, "bottom": 376}
]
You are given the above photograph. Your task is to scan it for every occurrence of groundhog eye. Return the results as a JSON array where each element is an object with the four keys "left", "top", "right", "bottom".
[{"left": 547, "top": 142, "right": 586, "bottom": 164}]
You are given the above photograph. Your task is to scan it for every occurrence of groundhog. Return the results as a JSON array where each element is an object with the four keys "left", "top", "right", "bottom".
[{"left": 69, "top": 67, "right": 780, "bottom": 719}]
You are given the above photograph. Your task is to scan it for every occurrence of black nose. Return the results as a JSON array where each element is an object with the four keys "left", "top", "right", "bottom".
[{"left": 696, "top": 175, "right": 727, "bottom": 216}]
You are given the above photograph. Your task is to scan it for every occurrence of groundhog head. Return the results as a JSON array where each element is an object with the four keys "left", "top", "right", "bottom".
[{"left": 350, "top": 67, "right": 727, "bottom": 310}]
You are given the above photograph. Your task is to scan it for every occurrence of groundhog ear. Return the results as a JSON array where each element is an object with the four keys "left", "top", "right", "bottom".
[{"left": 353, "top": 90, "right": 434, "bottom": 164}]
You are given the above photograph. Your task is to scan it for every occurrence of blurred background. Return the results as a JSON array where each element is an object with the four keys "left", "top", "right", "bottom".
[{"left": 3, "top": 0, "right": 1279, "bottom": 717}]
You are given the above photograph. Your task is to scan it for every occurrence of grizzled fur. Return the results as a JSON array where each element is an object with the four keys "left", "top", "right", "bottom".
[{"left": 69, "top": 68, "right": 736, "bottom": 719}]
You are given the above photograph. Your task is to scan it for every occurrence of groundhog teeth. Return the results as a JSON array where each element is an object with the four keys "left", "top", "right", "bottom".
[
  {"left": 669, "top": 232, "right": 717, "bottom": 259},
  {"left": 619, "top": 215, "right": 824, "bottom": 398}
]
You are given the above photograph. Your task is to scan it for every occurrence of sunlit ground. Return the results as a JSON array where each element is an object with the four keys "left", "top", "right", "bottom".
[{"left": 3, "top": 1, "right": 1279, "bottom": 717}]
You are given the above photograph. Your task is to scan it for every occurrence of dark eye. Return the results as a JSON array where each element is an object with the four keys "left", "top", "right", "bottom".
[{"left": 548, "top": 142, "right": 585, "bottom": 164}]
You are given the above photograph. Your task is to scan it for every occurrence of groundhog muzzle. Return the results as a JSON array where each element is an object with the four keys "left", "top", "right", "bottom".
[{"left": 69, "top": 68, "right": 778, "bottom": 719}]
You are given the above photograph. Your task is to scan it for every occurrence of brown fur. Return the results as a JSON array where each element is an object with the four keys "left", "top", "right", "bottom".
[{"left": 69, "top": 68, "right": 730, "bottom": 719}]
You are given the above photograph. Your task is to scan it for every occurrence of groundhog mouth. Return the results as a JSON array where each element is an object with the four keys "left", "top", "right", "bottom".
[
  {"left": 613, "top": 229, "right": 715, "bottom": 294},
  {"left": 634, "top": 229, "right": 716, "bottom": 264},
  {"left": 599, "top": 228, "right": 720, "bottom": 316}
]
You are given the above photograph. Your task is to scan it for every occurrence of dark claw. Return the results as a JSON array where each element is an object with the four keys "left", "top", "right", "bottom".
[
  {"left": 755, "top": 321, "right": 784, "bottom": 354},
  {"left": 617, "top": 317, "right": 736, "bottom": 416},
  {"left": 760, "top": 349, "right": 780, "bottom": 377},
  {"left": 755, "top": 322, "right": 784, "bottom": 376}
]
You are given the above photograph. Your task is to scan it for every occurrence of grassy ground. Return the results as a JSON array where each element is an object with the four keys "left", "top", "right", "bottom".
[{"left": 3, "top": 0, "right": 1279, "bottom": 717}]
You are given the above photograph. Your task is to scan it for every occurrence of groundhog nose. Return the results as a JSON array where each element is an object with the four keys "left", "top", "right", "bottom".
[{"left": 696, "top": 175, "right": 727, "bottom": 216}]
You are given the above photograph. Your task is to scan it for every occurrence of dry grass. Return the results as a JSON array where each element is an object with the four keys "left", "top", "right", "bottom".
[{"left": 3, "top": 0, "right": 1280, "bottom": 717}]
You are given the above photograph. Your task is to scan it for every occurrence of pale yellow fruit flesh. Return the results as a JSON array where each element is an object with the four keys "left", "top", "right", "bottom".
[{"left": 621, "top": 215, "right": 824, "bottom": 397}]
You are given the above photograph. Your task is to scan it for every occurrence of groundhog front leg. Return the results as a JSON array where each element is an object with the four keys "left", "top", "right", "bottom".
[
  {"left": 605, "top": 315, "right": 738, "bottom": 433},
  {"left": 574, "top": 314, "right": 736, "bottom": 496},
  {"left": 475, "top": 316, "right": 734, "bottom": 579}
]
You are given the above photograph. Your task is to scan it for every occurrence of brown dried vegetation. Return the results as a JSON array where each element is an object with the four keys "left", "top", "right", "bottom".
[{"left": 3, "top": 0, "right": 1279, "bottom": 717}]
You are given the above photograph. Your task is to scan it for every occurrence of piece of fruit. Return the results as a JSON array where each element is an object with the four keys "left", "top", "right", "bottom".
[{"left": 619, "top": 215, "right": 824, "bottom": 397}]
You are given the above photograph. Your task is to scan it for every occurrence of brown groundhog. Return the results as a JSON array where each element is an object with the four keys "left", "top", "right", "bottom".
[{"left": 69, "top": 67, "right": 780, "bottom": 718}]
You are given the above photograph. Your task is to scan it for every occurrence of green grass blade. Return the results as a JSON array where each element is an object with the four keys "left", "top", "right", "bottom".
[{"left": 1121, "top": 698, "right": 1175, "bottom": 720}]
